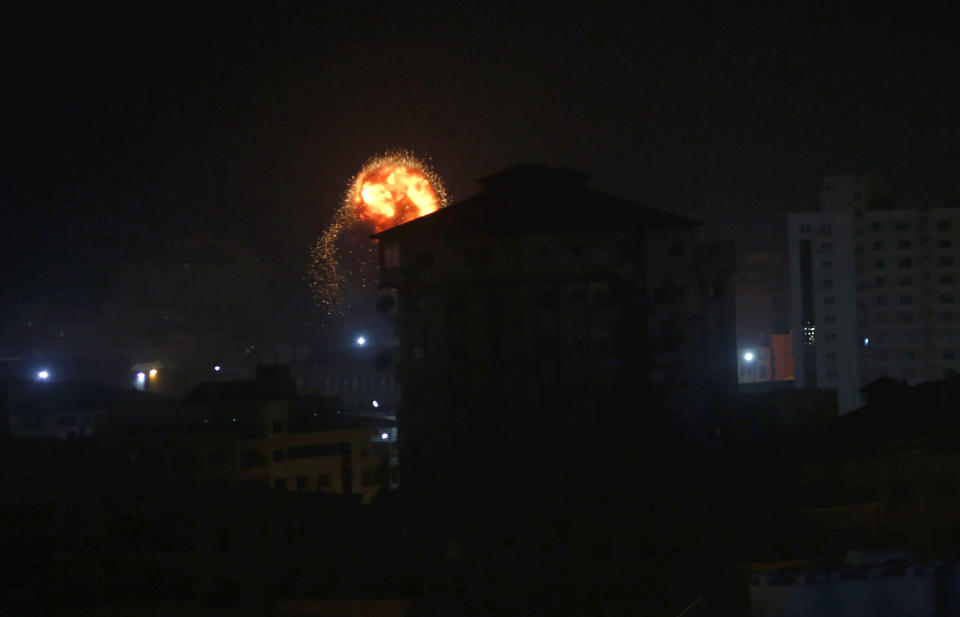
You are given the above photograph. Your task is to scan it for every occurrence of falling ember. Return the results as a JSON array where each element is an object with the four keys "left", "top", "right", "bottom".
[{"left": 309, "top": 151, "right": 447, "bottom": 313}]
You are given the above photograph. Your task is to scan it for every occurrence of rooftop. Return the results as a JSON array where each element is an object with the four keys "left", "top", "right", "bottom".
[{"left": 373, "top": 164, "right": 698, "bottom": 240}]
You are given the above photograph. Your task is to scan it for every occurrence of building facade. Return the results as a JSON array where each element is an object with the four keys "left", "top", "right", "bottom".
[
  {"left": 789, "top": 173, "right": 960, "bottom": 413},
  {"left": 373, "top": 165, "right": 737, "bottom": 501}
]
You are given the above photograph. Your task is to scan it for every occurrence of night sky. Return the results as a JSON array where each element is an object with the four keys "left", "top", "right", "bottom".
[{"left": 4, "top": 4, "right": 959, "bottom": 351}]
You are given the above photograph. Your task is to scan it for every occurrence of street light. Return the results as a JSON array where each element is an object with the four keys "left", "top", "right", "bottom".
[
  {"left": 743, "top": 352, "right": 755, "bottom": 362},
  {"left": 37, "top": 370, "right": 49, "bottom": 380},
  {"left": 356, "top": 336, "right": 367, "bottom": 346}
]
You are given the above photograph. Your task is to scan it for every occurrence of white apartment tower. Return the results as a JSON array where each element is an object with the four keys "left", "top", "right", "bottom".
[{"left": 789, "top": 174, "right": 960, "bottom": 413}]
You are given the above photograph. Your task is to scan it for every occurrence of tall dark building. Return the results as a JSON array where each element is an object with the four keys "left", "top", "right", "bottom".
[{"left": 373, "top": 165, "right": 736, "bottom": 507}]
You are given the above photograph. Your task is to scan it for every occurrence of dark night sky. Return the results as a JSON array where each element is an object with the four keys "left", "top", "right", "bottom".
[{"left": 4, "top": 3, "right": 960, "bottom": 344}]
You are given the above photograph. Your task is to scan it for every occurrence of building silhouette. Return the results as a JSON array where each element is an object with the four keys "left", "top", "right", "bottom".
[{"left": 374, "top": 164, "right": 736, "bottom": 507}]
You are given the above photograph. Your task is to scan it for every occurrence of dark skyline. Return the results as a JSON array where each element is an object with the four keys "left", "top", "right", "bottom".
[{"left": 5, "top": 4, "right": 959, "bottom": 328}]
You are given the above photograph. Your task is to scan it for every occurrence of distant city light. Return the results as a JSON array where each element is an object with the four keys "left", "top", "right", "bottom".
[
  {"left": 863, "top": 337, "right": 870, "bottom": 347},
  {"left": 372, "top": 400, "right": 380, "bottom": 408},
  {"left": 356, "top": 336, "right": 367, "bottom": 346},
  {"left": 381, "top": 432, "right": 389, "bottom": 440},
  {"left": 136, "top": 371, "right": 146, "bottom": 382},
  {"left": 149, "top": 368, "right": 158, "bottom": 377},
  {"left": 37, "top": 370, "right": 49, "bottom": 380},
  {"left": 213, "top": 365, "right": 221, "bottom": 372},
  {"left": 743, "top": 352, "right": 755, "bottom": 362}
]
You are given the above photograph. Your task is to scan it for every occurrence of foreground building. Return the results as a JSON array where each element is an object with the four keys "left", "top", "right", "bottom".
[
  {"left": 373, "top": 164, "right": 736, "bottom": 502},
  {"left": 789, "top": 173, "right": 960, "bottom": 413}
]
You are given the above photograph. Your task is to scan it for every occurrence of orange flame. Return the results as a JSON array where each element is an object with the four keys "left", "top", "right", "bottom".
[{"left": 352, "top": 162, "right": 441, "bottom": 232}]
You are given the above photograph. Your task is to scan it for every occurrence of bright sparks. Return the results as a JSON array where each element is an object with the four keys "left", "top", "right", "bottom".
[
  {"left": 352, "top": 161, "right": 442, "bottom": 233},
  {"left": 309, "top": 151, "right": 447, "bottom": 313}
]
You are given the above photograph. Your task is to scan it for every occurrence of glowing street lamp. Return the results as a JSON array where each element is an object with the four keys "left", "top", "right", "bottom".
[
  {"left": 149, "top": 368, "right": 158, "bottom": 377},
  {"left": 37, "top": 370, "right": 49, "bottom": 380},
  {"left": 356, "top": 336, "right": 367, "bottom": 346},
  {"left": 743, "top": 352, "right": 755, "bottom": 362}
]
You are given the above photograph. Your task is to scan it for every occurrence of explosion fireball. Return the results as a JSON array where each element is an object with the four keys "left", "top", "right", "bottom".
[{"left": 309, "top": 151, "right": 447, "bottom": 314}]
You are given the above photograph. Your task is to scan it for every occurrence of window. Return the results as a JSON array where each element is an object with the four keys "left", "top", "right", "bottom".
[
  {"left": 822, "top": 260, "right": 833, "bottom": 268},
  {"left": 900, "top": 295, "right": 914, "bottom": 305},
  {"left": 465, "top": 247, "right": 490, "bottom": 267},
  {"left": 824, "top": 296, "right": 836, "bottom": 305},
  {"left": 821, "top": 243, "right": 832, "bottom": 251},
  {"left": 822, "top": 279, "right": 834, "bottom": 289},
  {"left": 825, "top": 333, "right": 837, "bottom": 342},
  {"left": 274, "top": 478, "right": 286, "bottom": 491},
  {"left": 826, "top": 369, "right": 838, "bottom": 378},
  {"left": 297, "top": 476, "right": 308, "bottom": 491},
  {"left": 853, "top": 192, "right": 863, "bottom": 201},
  {"left": 871, "top": 222, "right": 884, "bottom": 232},
  {"left": 874, "top": 241, "right": 884, "bottom": 250},
  {"left": 383, "top": 244, "right": 401, "bottom": 269},
  {"left": 875, "top": 259, "right": 885, "bottom": 268},
  {"left": 902, "top": 313, "right": 915, "bottom": 324},
  {"left": 800, "top": 224, "right": 811, "bottom": 233},
  {"left": 944, "top": 313, "right": 956, "bottom": 323},
  {"left": 903, "top": 351, "right": 916, "bottom": 361},
  {"left": 937, "top": 220, "right": 952, "bottom": 231},
  {"left": 273, "top": 449, "right": 285, "bottom": 462},
  {"left": 940, "top": 256, "right": 955, "bottom": 267},
  {"left": 415, "top": 250, "right": 435, "bottom": 267},
  {"left": 272, "top": 420, "right": 284, "bottom": 433},
  {"left": 875, "top": 277, "right": 885, "bottom": 287},
  {"left": 899, "top": 240, "right": 912, "bottom": 249},
  {"left": 362, "top": 467, "right": 386, "bottom": 486},
  {"left": 942, "top": 294, "right": 955, "bottom": 304},
  {"left": 941, "top": 274, "right": 955, "bottom": 285},
  {"left": 944, "top": 350, "right": 957, "bottom": 360},
  {"left": 900, "top": 277, "right": 913, "bottom": 286},
  {"left": 894, "top": 221, "right": 911, "bottom": 231},
  {"left": 825, "top": 315, "right": 836, "bottom": 323},
  {"left": 821, "top": 224, "right": 832, "bottom": 232},
  {"left": 668, "top": 241, "right": 684, "bottom": 257},
  {"left": 317, "top": 473, "right": 331, "bottom": 489},
  {"left": 940, "top": 239, "right": 953, "bottom": 248},
  {"left": 539, "top": 245, "right": 550, "bottom": 257},
  {"left": 898, "top": 258, "right": 913, "bottom": 268},
  {"left": 936, "top": 478, "right": 955, "bottom": 498},
  {"left": 891, "top": 481, "right": 914, "bottom": 502},
  {"left": 825, "top": 352, "right": 837, "bottom": 359}
]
